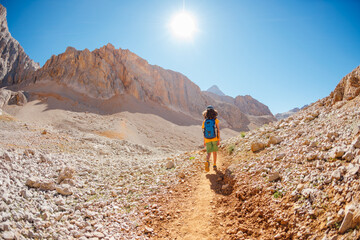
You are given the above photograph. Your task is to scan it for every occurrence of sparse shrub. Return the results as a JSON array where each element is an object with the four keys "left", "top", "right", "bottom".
[
  {"left": 240, "top": 132, "right": 246, "bottom": 138},
  {"left": 228, "top": 145, "right": 235, "bottom": 155},
  {"left": 273, "top": 190, "right": 283, "bottom": 198}
]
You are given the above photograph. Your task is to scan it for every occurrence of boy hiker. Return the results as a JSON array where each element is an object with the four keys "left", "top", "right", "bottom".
[{"left": 202, "top": 105, "right": 220, "bottom": 172}]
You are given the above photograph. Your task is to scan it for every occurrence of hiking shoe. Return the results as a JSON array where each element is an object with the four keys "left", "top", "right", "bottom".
[
  {"left": 213, "top": 165, "right": 217, "bottom": 170},
  {"left": 205, "top": 161, "right": 210, "bottom": 172}
]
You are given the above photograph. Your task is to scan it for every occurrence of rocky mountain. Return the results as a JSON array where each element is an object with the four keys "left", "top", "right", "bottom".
[
  {"left": 275, "top": 105, "right": 308, "bottom": 120},
  {"left": 0, "top": 4, "right": 39, "bottom": 86},
  {"left": 12, "top": 44, "right": 274, "bottom": 131},
  {"left": 331, "top": 65, "right": 360, "bottom": 104},
  {"left": 205, "top": 86, "right": 274, "bottom": 116},
  {"left": 214, "top": 64, "right": 360, "bottom": 239},
  {"left": 206, "top": 85, "right": 225, "bottom": 96}
]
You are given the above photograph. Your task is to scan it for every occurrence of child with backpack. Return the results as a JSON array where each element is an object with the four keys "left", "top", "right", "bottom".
[{"left": 202, "top": 105, "right": 220, "bottom": 172}]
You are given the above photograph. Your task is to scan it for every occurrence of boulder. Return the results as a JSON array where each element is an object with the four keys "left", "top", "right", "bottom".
[
  {"left": 58, "top": 166, "right": 75, "bottom": 184},
  {"left": 165, "top": 161, "right": 175, "bottom": 169},
  {"left": 347, "top": 164, "right": 360, "bottom": 176},
  {"left": 331, "top": 170, "right": 341, "bottom": 180},
  {"left": 15, "top": 91, "right": 27, "bottom": 106},
  {"left": 333, "top": 148, "right": 346, "bottom": 159},
  {"left": 251, "top": 142, "right": 266, "bottom": 152},
  {"left": 338, "top": 203, "right": 360, "bottom": 234},
  {"left": 268, "top": 172, "right": 281, "bottom": 182},
  {"left": 0, "top": 88, "right": 11, "bottom": 108},
  {"left": 26, "top": 177, "right": 55, "bottom": 191},
  {"left": 268, "top": 136, "right": 282, "bottom": 146},
  {"left": 2, "top": 231, "right": 15, "bottom": 240},
  {"left": 56, "top": 185, "right": 73, "bottom": 196}
]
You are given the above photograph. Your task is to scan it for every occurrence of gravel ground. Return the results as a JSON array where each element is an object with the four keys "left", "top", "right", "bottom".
[{"left": 0, "top": 110, "right": 197, "bottom": 240}]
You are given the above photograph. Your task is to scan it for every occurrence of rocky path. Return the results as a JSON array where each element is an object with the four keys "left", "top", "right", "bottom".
[{"left": 151, "top": 151, "right": 232, "bottom": 239}]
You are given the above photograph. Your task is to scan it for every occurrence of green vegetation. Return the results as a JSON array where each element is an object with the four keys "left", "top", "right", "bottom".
[
  {"left": 228, "top": 144, "right": 235, "bottom": 155},
  {"left": 334, "top": 221, "right": 341, "bottom": 230},
  {"left": 189, "top": 156, "right": 195, "bottom": 160},
  {"left": 240, "top": 132, "right": 246, "bottom": 138},
  {"left": 273, "top": 190, "right": 283, "bottom": 198}
]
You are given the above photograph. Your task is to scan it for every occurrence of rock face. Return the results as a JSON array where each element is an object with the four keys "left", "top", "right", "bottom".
[
  {"left": 0, "top": 88, "right": 27, "bottom": 107},
  {"left": 331, "top": 65, "right": 360, "bottom": 104},
  {"left": 16, "top": 44, "right": 274, "bottom": 131},
  {"left": 234, "top": 95, "right": 272, "bottom": 116},
  {"left": 206, "top": 85, "right": 226, "bottom": 96},
  {"left": 203, "top": 91, "right": 273, "bottom": 117},
  {"left": 0, "top": 4, "right": 39, "bottom": 86}
]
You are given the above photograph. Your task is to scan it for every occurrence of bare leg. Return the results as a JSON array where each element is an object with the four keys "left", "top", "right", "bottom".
[
  {"left": 206, "top": 153, "right": 211, "bottom": 161},
  {"left": 213, "top": 152, "right": 217, "bottom": 166}
]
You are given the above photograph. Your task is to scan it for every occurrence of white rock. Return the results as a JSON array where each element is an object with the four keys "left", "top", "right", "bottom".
[
  {"left": 165, "top": 161, "right": 175, "bottom": 169},
  {"left": 274, "top": 153, "right": 285, "bottom": 161},
  {"left": 56, "top": 185, "right": 73, "bottom": 196},
  {"left": 333, "top": 148, "right": 345, "bottom": 158},
  {"left": 347, "top": 164, "right": 360, "bottom": 176},
  {"left": 331, "top": 170, "right": 341, "bottom": 180},
  {"left": 268, "top": 172, "right": 280, "bottom": 182},
  {"left": 2, "top": 231, "right": 15, "bottom": 240},
  {"left": 58, "top": 167, "right": 75, "bottom": 184}
]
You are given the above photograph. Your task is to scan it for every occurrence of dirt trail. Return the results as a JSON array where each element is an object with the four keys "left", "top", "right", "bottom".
[{"left": 153, "top": 152, "right": 231, "bottom": 239}]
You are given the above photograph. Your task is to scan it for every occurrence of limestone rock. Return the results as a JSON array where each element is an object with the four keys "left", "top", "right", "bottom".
[
  {"left": 251, "top": 142, "right": 266, "bottom": 152},
  {"left": 268, "top": 172, "right": 280, "bottom": 182},
  {"left": 331, "top": 170, "right": 341, "bottom": 180},
  {"left": 56, "top": 185, "right": 73, "bottom": 196},
  {"left": 2, "top": 231, "right": 15, "bottom": 240},
  {"left": 15, "top": 91, "right": 27, "bottom": 106},
  {"left": 347, "top": 164, "right": 360, "bottom": 176},
  {"left": 165, "top": 161, "right": 175, "bottom": 169},
  {"left": 343, "top": 151, "right": 355, "bottom": 161},
  {"left": 26, "top": 177, "right": 55, "bottom": 191},
  {"left": 331, "top": 65, "right": 360, "bottom": 103},
  {"left": 268, "top": 136, "right": 282, "bottom": 146},
  {"left": 0, "top": 88, "right": 11, "bottom": 107},
  {"left": 58, "top": 166, "right": 75, "bottom": 184},
  {"left": 353, "top": 137, "right": 360, "bottom": 149},
  {"left": 333, "top": 148, "right": 346, "bottom": 159},
  {"left": 338, "top": 203, "right": 360, "bottom": 234},
  {"left": 0, "top": 4, "right": 39, "bottom": 86}
]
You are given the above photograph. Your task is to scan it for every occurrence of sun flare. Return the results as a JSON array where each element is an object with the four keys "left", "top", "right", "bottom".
[{"left": 170, "top": 11, "right": 197, "bottom": 39}]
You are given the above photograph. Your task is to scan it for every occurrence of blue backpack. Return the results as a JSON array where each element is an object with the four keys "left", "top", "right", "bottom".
[{"left": 204, "top": 119, "right": 217, "bottom": 139}]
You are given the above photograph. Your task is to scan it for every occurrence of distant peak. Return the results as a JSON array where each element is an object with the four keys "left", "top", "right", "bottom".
[{"left": 207, "top": 85, "right": 225, "bottom": 96}]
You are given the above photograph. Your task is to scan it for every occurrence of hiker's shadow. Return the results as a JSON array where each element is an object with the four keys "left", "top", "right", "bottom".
[{"left": 206, "top": 169, "right": 233, "bottom": 196}]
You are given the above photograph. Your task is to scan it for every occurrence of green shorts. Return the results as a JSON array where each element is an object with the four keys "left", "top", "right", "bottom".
[{"left": 206, "top": 141, "right": 218, "bottom": 153}]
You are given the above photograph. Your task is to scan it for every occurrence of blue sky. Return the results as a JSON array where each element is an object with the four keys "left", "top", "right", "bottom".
[{"left": 2, "top": 0, "right": 360, "bottom": 114}]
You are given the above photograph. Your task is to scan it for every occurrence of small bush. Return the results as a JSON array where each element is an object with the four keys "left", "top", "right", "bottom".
[
  {"left": 273, "top": 191, "right": 283, "bottom": 198},
  {"left": 240, "top": 132, "right": 246, "bottom": 138},
  {"left": 228, "top": 145, "right": 235, "bottom": 155}
]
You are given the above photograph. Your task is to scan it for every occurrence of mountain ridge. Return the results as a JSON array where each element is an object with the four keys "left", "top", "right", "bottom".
[
  {"left": 14, "top": 43, "right": 275, "bottom": 131},
  {"left": 0, "top": 4, "right": 39, "bottom": 87}
]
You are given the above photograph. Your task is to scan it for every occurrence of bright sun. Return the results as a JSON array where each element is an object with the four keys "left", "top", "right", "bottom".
[{"left": 170, "top": 11, "right": 197, "bottom": 39}]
